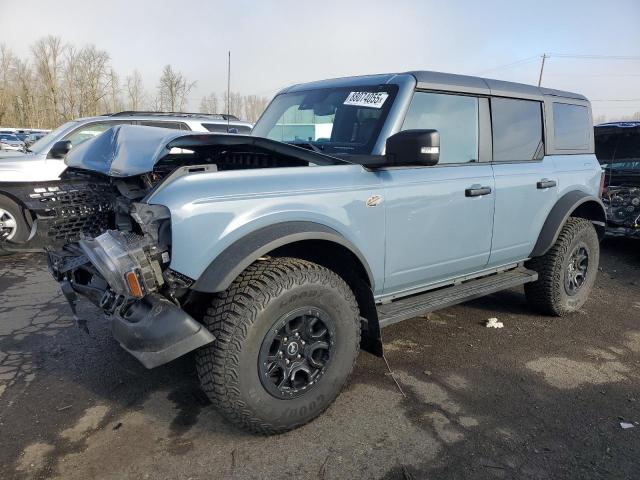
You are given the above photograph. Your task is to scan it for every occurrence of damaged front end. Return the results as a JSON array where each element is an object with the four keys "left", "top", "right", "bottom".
[
  {"left": 48, "top": 204, "right": 214, "bottom": 369},
  {"left": 37, "top": 125, "right": 344, "bottom": 368}
]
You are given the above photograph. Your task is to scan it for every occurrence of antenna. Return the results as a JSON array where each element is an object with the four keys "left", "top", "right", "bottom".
[
  {"left": 227, "top": 51, "right": 231, "bottom": 132},
  {"left": 538, "top": 53, "right": 547, "bottom": 87}
]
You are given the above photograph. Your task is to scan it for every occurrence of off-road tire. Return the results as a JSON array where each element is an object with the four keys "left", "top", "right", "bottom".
[
  {"left": 196, "top": 257, "right": 361, "bottom": 434},
  {"left": 525, "top": 217, "right": 599, "bottom": 316}
]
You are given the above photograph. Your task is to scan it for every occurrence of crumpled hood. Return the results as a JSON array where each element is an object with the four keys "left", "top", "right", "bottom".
[
  {"left": 64, "top": 125, "right": 192, "bottom": 177},
  {"left": 64, "top": 124, "right": 346, "bottom": 177}
]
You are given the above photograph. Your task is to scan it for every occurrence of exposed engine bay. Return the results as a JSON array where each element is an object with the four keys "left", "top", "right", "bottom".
[{"left": 602, "top": 186, "right": 640, "bottom": 238}]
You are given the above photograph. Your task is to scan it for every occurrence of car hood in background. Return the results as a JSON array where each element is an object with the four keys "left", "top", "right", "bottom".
[
  {"left": 64, "top": 125, "right": 348, "bottom": 177},
  {"left": 0, "top": 150, "right": 29, "bottom": 159}
]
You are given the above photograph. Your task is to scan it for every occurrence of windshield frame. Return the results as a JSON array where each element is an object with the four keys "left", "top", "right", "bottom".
[{"left": 253, "top": 75, "right": 417, "bottom": 156}]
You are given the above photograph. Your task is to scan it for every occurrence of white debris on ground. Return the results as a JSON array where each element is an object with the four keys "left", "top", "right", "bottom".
[
  {"left": 620, "top": 422, "right": 635, "bottom": 429},
  {"left": 485, "top": 318, "right": 504, "bottom": 329}
]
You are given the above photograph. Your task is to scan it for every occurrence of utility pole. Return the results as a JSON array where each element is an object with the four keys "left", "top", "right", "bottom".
[
  {"left": 227, "top": 51, "right": 231, "bottom": 130},
  {"left": 538, "top": 53, "right": 547, "bottom": 87}
]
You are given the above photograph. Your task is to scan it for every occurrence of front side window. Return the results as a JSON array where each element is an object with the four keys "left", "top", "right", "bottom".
[
  {"left": 553, "top": 103, "right": 590, "bottom": 150},
  {"left": 402, "top": 92, "right": 479, "bottom": 164},
  {"left": 491, "top": 98, "right": 543, "bottom": 162},
  {"left": 252, "top": 85, "right": 398, "bottom": 154}
]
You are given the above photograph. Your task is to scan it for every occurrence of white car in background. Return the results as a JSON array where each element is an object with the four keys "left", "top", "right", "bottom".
[
  {"left": 0, "top": 133, "right": 26, "bottom": 152},
  {"left": 0, "top": 111, "right": 253, "bottom": 253}
]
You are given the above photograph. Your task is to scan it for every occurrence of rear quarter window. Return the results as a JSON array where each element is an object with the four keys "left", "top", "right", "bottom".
[
  {"left": 491, "top": 98, "right": 543, "bottom": 162},
  {"left": 553, "top": 103, "right": 591, "bottom": 150}
]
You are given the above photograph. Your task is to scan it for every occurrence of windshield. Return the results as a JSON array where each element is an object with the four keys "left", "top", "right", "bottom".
[
  {"left": 252, "top": 85, "right": 398, "bottom": 155},
  {"left": 28, "top": 121, "right": 77, "bottom": 153},
  {"left": 0, "top": 134, "right": 20, "bottom": 142}
]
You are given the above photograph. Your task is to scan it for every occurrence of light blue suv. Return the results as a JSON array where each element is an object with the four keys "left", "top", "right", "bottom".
[{"left": 37, "top": 71, "right": 604, "bottom": 433}]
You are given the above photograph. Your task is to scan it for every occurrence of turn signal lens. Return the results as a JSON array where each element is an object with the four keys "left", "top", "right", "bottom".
[{"left": 125, "top": 270, "right": 144, "bottom": 298}]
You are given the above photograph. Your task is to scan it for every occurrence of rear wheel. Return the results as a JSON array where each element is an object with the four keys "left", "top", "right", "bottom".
[
  {"left": 525, "top": 217, "right": 600, "bottom": 316},
  {"left": 196, "top": 257, "right": 361, "bottom": 434}
]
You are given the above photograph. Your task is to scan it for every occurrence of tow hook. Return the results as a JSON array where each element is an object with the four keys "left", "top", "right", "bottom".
[{"left": 60, "top": 280, "right": 89, "bottom": 333}]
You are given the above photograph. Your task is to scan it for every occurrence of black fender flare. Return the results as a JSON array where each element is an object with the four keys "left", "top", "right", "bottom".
[
  {"left": 530, "top": 190, "right": 606, "bottom": 258},
  {"left": 191, "top": 221, "right": 375, "bottom": 293}
]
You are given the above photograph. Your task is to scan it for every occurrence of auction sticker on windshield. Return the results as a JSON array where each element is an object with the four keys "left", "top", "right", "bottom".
[{"left": 344, "top": 91, "right": 389, "bottom": 109}]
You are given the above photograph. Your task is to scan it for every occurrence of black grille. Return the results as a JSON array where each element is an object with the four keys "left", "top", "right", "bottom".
[{"left": 29, "top": 182, "right": 116, "bottom": 242}]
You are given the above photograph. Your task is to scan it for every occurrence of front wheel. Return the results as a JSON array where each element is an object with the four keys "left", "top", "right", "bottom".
[
  {"left": 525, "top": 217, "right": 600, "bottom": 316},
  {"left": 0, "top": 195, "right": 30, "bottom": 244},
  {"left": 196, "top": 257, "right": 361, "bottom": 434}
]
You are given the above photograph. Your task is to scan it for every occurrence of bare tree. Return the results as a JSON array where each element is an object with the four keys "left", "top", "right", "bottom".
[
  {"left": 199, "top": 92, "right": 218, "bottom": 113},
  {"left": 0, "top": 45, "right": 16, "bottom": 126},
  {"left": 222, "top": 90, "right": 245, "bottom": 118},
  {"left": 104, "top": 67, "right": 122, "bottom": 113},
  {"left": 125, "top": 70, "right": 146, "bottom": 110},
  {"left": 157, "top": 65, "right": 195, "bottom": 111},
  {"left": 0, "top": 36, "right": 276, "bottom": 128},
  {"left": 31, "top": 35, "right": 65, "bottom": 125},
  {"left": 76, "top": 45, "right": 110, "bottom": 117},
  {"left": 243, "top": 94, "right": 269, "bottom": 122},
  {"left": 12, "top": 58, "right": 38, "bottom": 127}
]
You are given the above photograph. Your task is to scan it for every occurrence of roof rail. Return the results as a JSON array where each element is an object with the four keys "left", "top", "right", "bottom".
[{"left": 109, "top": 111, "right": 240, "bottom": 121}]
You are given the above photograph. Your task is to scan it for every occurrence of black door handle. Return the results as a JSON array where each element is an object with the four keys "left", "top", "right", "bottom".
[
  {"left": 465, "top": 186, "right": 492, "bottom": 197},
  {"left": 537, "top": 179, "right": 557, "bottom": 189}
]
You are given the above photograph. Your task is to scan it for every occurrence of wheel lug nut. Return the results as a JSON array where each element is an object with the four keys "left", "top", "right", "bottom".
[
  {"left": 285, "top": 359, "right": 290, "bottom": 364},
  {"left": 297, "top": 354, "right": 301, "bottom": 359},
  {"left": 284, "top": 337, "right": 288, "bottom": 342}
]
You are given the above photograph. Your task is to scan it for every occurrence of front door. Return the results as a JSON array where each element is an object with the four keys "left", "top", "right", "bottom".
[{"left": 381, "top": 91, "right": 495, "bottom": 296}]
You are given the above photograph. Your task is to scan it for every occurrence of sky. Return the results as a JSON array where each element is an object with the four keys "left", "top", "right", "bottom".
[{"left": 1, "top": 0, "right": 639, "bottom": 120}]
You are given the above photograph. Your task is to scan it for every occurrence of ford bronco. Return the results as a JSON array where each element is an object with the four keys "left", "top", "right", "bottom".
[{"left": 10, "top": 71, "right": 605, "bottom": 433}]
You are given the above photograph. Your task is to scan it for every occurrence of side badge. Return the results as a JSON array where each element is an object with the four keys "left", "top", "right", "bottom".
[{"left": 366, "top": 194, "right": 383, "bottom": 207}]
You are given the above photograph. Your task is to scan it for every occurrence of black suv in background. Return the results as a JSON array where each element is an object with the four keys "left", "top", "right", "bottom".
[{"left": 595, "top": 121, "right": 640, "bottom": 238}]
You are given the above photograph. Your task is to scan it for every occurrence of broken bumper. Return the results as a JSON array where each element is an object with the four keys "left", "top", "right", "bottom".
[
  {"left": 48, "top": 242, "right": 214, "bottom": 369},
  {"left": 110, "top": 293, "right": 214, "bottom": 369}
]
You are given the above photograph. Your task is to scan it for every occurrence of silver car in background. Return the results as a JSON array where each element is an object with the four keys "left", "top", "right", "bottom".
[
  {"left": 0, "top": 111, "right": 253, "bottom": 252},
  {"left": 0, "top": 133, "right": 26, "bottom": 152}
]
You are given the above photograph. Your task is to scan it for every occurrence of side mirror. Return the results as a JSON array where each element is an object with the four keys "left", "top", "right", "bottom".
[
  {"left": 48, "top": 140, "right": 73, "bottom": 159},
  {"left": 385, "top": 129, "right": 440, "bottom": 166}
]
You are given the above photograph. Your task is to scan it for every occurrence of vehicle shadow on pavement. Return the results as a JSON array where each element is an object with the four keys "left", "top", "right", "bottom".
[{"left": 0, "top": 243, "right": 639, "bottom": 479}]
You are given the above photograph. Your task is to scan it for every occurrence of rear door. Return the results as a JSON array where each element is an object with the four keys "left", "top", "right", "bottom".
[
  {"left": 381, "top": 91, "right": 495, "bottom": 295},
  {"left": 488, "top": 97, "right": 558, "bottom": 266}
]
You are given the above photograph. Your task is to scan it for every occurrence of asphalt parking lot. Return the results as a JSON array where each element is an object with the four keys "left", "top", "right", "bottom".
[{"left": 0, "top": 239, "right": 638, "bottom": 480}]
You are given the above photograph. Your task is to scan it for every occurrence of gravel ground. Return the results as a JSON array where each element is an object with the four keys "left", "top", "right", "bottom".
[{"left": 0, "top": 238, "right": 638, "bottom": 480}]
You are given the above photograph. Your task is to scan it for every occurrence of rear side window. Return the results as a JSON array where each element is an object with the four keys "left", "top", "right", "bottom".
[
  {"left": 491, "top": 98, "right": 543, "bottom": 162},
  {"left": 553, "top": 103, "right": 590, "bottom": 150},
  {"left": 203, "top": 123, "right": 229, "bottom": 133},
  {"left": 138, "top": 120, "right": 189, "bottom": 130}
]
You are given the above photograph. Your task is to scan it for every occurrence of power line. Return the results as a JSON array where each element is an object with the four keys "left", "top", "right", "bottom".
[
  {"left": 475, "top": 55, "right": 540, "bottom": 75},
  {"left": 591, "top": 99, "right": 640, "bottom": 102},
  {"left": 547, "top": 54, "right": 640, "bottom": 60},
  {"left": 477, "top": 53, "right": 640, "bottom": 77}
]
